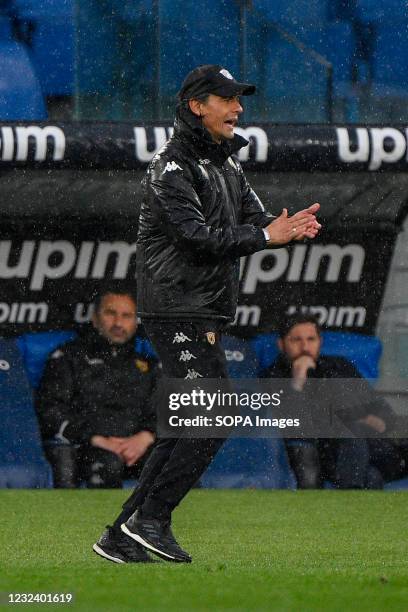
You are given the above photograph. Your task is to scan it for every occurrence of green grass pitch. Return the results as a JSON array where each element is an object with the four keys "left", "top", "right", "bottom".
[{"left": 1, "top": 489, "right": 408, "bottom": 611}]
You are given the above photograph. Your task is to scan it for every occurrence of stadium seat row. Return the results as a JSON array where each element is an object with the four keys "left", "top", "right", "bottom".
[
  {"left": 0, "top": 329, "right": 383, "bottom": 488},
  {"left": 1, "top": 0, "right": 408, "bottom": 122}
]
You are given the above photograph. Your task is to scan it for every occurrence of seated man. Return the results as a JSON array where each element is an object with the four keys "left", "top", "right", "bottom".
[
  {"left": 36, "top": 287, "right": 158, "bottom": 488},
  {"left": 262, "top": 314, "right": 408, "bottom": 489}
]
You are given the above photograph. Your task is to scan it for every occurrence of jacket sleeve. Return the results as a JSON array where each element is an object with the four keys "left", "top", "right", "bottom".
[
  {"left": 237, "top": 160, "right": 276, "bottom": 228},
  {"left": 320, "top": 358, "right": 396, "bottom": 426},
  {"left": 35, "top": 348, "right": 89, "bottom": 445},
  {"left": 147, "top": 157, "right": 267, "bottom": 258}
]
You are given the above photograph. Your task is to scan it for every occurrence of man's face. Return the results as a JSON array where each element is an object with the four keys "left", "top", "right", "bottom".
[
  {"left": 278, "top": 322, "right": 321, "bottom": 363},
  {"left": 191, "top": 94, "right": 243, "bottom": 143},
  {"left": 92, "top": 293, "right": 138, "bottom": 345}
]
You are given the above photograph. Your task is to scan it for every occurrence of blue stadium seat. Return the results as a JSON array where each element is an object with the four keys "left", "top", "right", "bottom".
[
  {"left": 158, "top": 0, "right": 240, "bottom": 100},
  {"left": 0, "top": 338, "right": 52, "bottom": 488},
  {"left": 17, "top": 331, "right": 77, "bottom": 388},
  {"left": 0, "top": 14, "right": 12, "bottom": 39},
  {"left": 15, "top": 0, "right": 72, "bottom": 17},
  {"left": 327, "top": 1, "right": 357, "bottom": 22},
  {"left": 76, "top": 0, "right": 119, "bottom": 96},
  {"left": 201, "top": 437, "right": 296, "bottom": 489},
  {"left": 76, "top": 0, "right": 157, "bottom": 115},
  {"left": 0, "top": 40, "right": 47, "bottom": 119},
  {"left": 320, "top": 332, "right": 382, "bottom": 379},
  {"left": 201, "top": 334, "right": 295, "bottom": 489},
  {"left": 253, "top": 0, "right": 329, "bottom": 24},
  {"left": 255, "top": 0, "right": 408, "bottom": 25},
  {"left": 356, "top": 0, "right": 408, "bottom": 23},
  {"left": 244, "top": 15, "right": 343, "bottom": 121},
  {"left": 222, "top": 334, "right": 259, "bottom": 379},
  {"left": 292, "top": 22, "right": 355, "bottom": 88},
  {"left": 244, "top": 7, "right": 357, "bottom": 120},
  {"left": 250, "top": 333, "right": 280, "bottom": 374},
  {"left": 384, "top": 477, "right": 408, "bottom": 490},
  {"left": 109, "top": 0, "right": 153, "bottom": 21},
  {"left": 14, "top": 0, "right": 74, "bottom": 96},
  {"left": 17, "top": 330, "right": 158, "bottom": 389},
  {"left": 372, "top": 22, "right": 408, "bottom": 93}
]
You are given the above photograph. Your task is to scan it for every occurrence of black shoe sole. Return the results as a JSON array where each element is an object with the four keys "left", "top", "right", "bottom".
[
  {"left": 120, "top": 523, "right": 192, "bottom": 563},
  {"left": 93, "top": 542, "right": 154, "bottom": 564}
]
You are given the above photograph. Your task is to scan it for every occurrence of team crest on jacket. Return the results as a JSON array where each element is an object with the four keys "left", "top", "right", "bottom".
[
  {"left": 205, "top": 332, "right": 216, "bottom": 345},
  {"left": 135, "top": 358, "right": 149, "bottom": 373}
]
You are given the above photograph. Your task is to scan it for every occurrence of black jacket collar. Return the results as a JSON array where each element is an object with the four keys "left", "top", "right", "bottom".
[
  {"left": 81, "top": 325, "right": 135, "bottom": 358},
  {"left": 173, "top": 103, "right": 248, "bottom": 166}
]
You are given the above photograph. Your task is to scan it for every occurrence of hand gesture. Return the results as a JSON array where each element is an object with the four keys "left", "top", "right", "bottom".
[
  {"left": 291, "top": 355, "right": 317, "bottom": 391},
  {"left": 116, "top": 431, "right": 155, "bottom": 466},
  {"left": 265, "top": 203, "right": 321, "bottom": 246},
  {"left": 90, "top": 435, "right": 125, "bottom": 456}
]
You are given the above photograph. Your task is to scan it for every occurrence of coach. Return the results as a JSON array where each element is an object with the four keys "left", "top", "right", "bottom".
[{"left": 94, "top": 64, "right": 321, "bottom": 564}]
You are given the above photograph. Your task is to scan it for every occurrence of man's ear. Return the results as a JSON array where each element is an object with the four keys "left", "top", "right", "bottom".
[
  {"left": 188, "top": 99, "right": 202, "bottom": 117},
  {"left": 277, "top": 338, "right": 283, "bottom": 352}
]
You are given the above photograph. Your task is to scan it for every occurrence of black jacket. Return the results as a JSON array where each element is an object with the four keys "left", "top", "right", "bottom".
[
  {"left": 263, "top": 353, "right": 395, "bottom": 430},
  {"left": 35, "top": 327, "right": 158, "bottom": 445},
  {"left": 136, "top": 104, "right": 274, "bottom": 322}
]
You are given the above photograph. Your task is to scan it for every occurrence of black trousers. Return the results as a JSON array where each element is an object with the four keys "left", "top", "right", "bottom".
[
  {"left": 45, "top": 443, "right": 148, "bottom": 489},
  {"left": 286, "top": 438, "right": 392, "bottom": 489},
  {"left": 113, "top": 320, "right": 228, "bottom": 527},
  {"left": 287, "top": 426, "right": 408, "bottom": 489}
]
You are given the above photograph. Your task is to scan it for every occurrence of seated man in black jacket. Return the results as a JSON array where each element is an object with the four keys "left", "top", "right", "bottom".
[
  {"left": 36, "top": 288, "right": 158, "bottom": 488},
  {"left": 262, "top": 314, "right": 408, "bottom": 489}
]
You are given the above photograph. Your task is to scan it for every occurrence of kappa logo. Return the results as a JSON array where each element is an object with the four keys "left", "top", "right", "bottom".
[
  {"left": 173, "top": 332, "right": 192, "bottom": 343},
  {"left": 179, "top": 350, "right": 197, "bottom": 362},
  {"left": 163, "top": 160, "right": 182, "bottom": 173},
  {"left": 85, "top": 356, "right": 104, "bottom": 365},
  {"left": 184, "top": 368, "right": 203, "bottom": 379}
]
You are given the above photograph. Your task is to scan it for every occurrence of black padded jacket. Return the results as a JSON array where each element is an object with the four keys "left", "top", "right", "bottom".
[
  {"left": 35, "top": 327, "right": 158, "bottom": 445},
  {"left": 136, "top": 105, "right": 274, "bottom": 322},
  {"left": 263, "top": 353, "right": 396, "bottom": 430}
]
